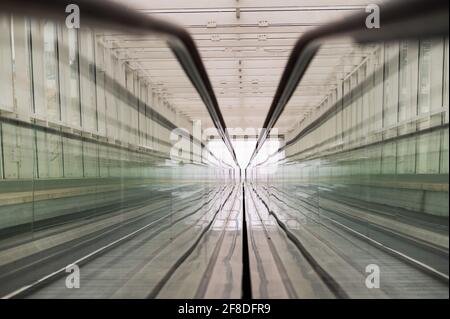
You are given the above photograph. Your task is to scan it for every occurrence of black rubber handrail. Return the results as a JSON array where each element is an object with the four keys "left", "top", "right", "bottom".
[
  {"left": 0, "top": 0, "right": 239, "bottom": 168},
  {"left": 246, "top": 0, "right": 449, "bottom": 169}
]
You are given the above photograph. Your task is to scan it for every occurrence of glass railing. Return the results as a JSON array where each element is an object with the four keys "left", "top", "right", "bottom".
[
  {"left": 246, "top": 0, "right": 449, "bottom": 298},
  {"left": 248, "top": 35, "right": 449, "bottom": 298},
  {"left": 0, "top": 4, "right": 238, "bottom": 298}
]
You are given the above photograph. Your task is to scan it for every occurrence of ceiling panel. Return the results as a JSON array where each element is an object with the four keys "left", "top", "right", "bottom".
[{"left": 111, "top": 0, "right": 380, "bottom": 135}]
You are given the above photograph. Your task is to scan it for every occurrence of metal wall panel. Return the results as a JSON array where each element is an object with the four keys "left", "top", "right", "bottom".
[{"left": 0, "top": 15, "right": 14, "bottom": 113}]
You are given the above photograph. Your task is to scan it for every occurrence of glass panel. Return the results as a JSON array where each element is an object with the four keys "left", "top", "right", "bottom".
[
  {"left": 0, "top": 13, "right": 237, "bottom": 299},
  {"left": 249, "top": 37, "right": 449, "bottom": 298},
  {"left": 0, "top": 15, "right": 14, "bottom": 112}
]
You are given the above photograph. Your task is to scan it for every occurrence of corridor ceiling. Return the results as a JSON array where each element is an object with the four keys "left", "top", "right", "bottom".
[{"left": 108, "top": 0, "right": 380, "bottom": 136}]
